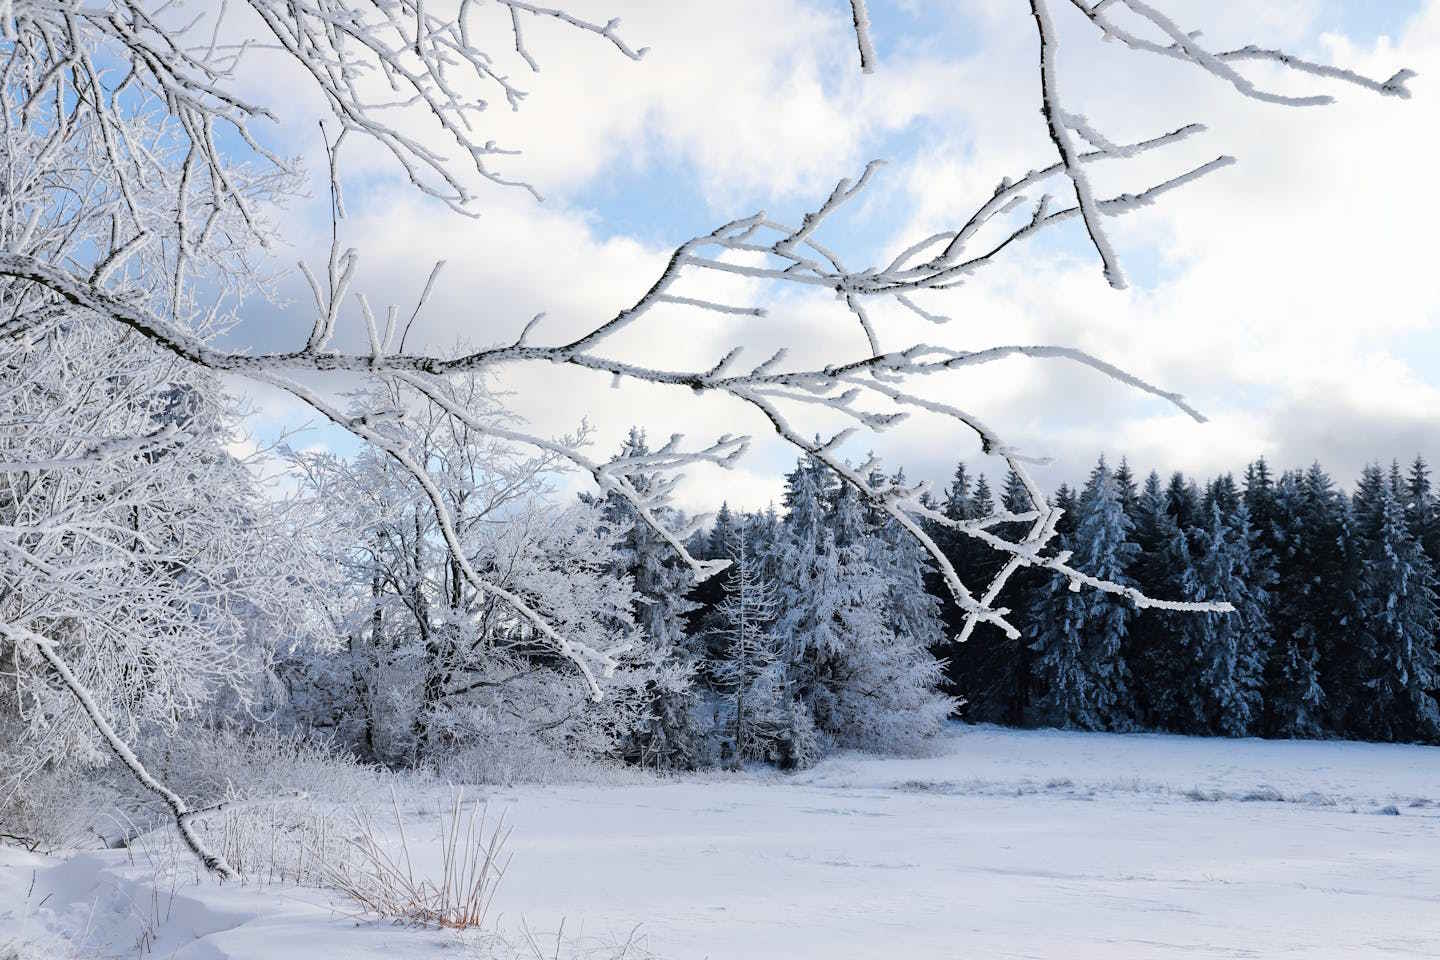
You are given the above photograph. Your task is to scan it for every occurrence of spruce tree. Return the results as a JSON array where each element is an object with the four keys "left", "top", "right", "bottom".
[
  {"left": 708, "top": 501, "right": 738, "bottom": 558},
  {"left": 1242, "top": 459, "right": 1281, "bottom": 626},
  {"left": 943, "top": 463, "right": 1040, "bottom": 724},
  {"left": 1028, "top": 458, "right": 1137, "bottom": 730},
  {"left": 770, "top": 456, "right": 950, "bottom": 758},
  {"left": 1243, "top": 458, "right": 1277, "bottom": 529},
  {"left": 1053, "top": 483, "right": 1079, "bottom": 539},
  {"left": 1202, "top": 473, "right": 1241, "bottom": 517},
  {"left": 1323, "top": 464, "right": 1390, "bottom": 733},
  {"left": 1184, "top": 501, "right": 1271, "bottom": 736},
  {"left": 1114, "top": 458, "right": 1140, "bottom": 522},
  {"left": 766, "top": 455, "right": 839, "bottom": 767},
  {"left": 871, "top": 469, "right": 946, "bottom": 655},
  {"left": 943, "top": 461, "right": 974, "bottom": 522},
  {"left": 1349, "top": 474, "right": 1440, "bottom": 741},
  {"left": 1128, "top": 471, "right": 1197, "bottom": 730},
  {"left": 972, "top": 474, "right": 996, "bottom": 519},
  {"left": 1406, "top": 455, "right": 1440, "bottom": 563},
  {"left": 930, "top": 460, "right": 984, "bottom": 712},
  {"left": 1303, "top": 463, "right": 1356, "bottom": 735},
  {"left": 1263, "top": 470, "right": 1327, "bottom": 737},
  {"left": 987, "top": 465, "right": 1040, "bottom": 723},
  {"left": 1026, "top": 568, "right": 1082, "bottom": 726},
  {"left": 1165, "top": 472, "right": 1202, "bottom": 529}
]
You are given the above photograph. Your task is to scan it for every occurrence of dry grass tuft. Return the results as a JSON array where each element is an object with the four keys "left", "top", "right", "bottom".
[{"left": 321, "top": 789, "right": 510, "bottom": 928}]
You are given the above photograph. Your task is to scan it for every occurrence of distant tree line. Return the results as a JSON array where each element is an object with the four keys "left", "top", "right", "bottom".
[
  {"left": 279, "top": 418, "right": 954, "bottom": 776},
  {"left": 274, "top": 413, "right": 1440, "bottom": 781},
  {"left": 935, "top": 455, "right": 1440, "bottom": 743}
]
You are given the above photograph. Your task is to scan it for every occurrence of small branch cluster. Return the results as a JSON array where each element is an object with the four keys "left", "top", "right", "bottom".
[{"left": 1025, "top": 0, "right": 1413, "bottom": 290}]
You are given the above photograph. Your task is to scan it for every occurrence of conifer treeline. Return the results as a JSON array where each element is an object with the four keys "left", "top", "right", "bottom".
[
  {"left": 619, "top": 427, "right": 1440, "bottom": 768},
  {"left": 936, "top": 455, "right": 1440, "bottom": 742},
  {"left": 593, "top": 431, "right": 952, "bottom": 771}
]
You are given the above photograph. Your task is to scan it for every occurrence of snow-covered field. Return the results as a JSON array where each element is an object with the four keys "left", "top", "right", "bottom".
[{"left": 6, "top": 724, "right": 1440, "bottom": 959}]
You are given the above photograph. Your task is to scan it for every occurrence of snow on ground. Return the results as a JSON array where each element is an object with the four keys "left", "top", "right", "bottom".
[{"left": 5, "top": 724, "right": 1440, "bottom": 959}]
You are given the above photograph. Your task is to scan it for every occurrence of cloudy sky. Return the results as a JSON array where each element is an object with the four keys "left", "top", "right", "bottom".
[{"left": 230, "top": 0, "right": 1440, "bottom": 512}]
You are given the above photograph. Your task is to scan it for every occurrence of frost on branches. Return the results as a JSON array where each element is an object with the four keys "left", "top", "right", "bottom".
[
  {"left": 704, "top": 523, "right": 785, "bottom": 770},
  {"left": 0, "top": 0, "right": 1415, "bottom": 873},
  {"left": 281, "top": 376, "right": 661, "bottom": 772}
]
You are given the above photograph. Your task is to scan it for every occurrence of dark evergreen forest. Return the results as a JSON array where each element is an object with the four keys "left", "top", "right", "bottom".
[{"left": 683, "top": 450, "right": 1440, "bottom": 749}]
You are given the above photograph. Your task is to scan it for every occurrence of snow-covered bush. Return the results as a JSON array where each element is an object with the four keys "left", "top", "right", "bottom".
[
  {"left": 281, "top": 379, "right": 659, "bottom": 770},
  {"left": 0, "top": 765, "right": 120, "bottom": 851},
  {"left": 141, "top": 728, "right": 396, "bottom": 810},
  {"left": 205, "top": 803, "right": 353, "bottom": 888},
  {"left": 0, "top": 727, "right": 387, "bottom": 852}
]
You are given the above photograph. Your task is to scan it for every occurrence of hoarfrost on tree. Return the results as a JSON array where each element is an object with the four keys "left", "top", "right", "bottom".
[{"left": 0, "top": 0, "right": 1416, "bottom": 873}]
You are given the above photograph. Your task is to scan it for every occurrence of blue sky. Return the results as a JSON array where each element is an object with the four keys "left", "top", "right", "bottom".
[{"left": 232, "top": 0, "right": 1440, "bottom": 510}]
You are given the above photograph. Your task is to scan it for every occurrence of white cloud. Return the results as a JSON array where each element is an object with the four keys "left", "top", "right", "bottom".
[
  {"left": 231, "top": 0, "right": 1440, "bottom": 511},
  {"left": 855, "top": 0, "right": 1440, "bottom": 493}
]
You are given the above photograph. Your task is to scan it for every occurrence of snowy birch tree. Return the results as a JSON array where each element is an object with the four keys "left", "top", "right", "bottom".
[
  {"left": 0, "top": 322, "right": 314, "bottom": 872},
  {"left": 285, "top": 376, "right": 658, "bottom": 767}
]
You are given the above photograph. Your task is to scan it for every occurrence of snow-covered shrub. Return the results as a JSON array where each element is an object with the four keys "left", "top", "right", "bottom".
[
  {"left": 0, "top": 766, "right": 118, "bottom": 851},
  {"left": 774, "top": 698, "right": 824, "bottom": 772},
  {"left": 205, "top": 803, "right": 354, "bottom": 887},
  {"left": 126, "top": 728, "right": 397, "bottom": 818},
  {"left": 0, "top": 928, "right": 77, "bottom": 960},
  {"left": 2, "top": 727, "right": 389, "bottom": 853}
]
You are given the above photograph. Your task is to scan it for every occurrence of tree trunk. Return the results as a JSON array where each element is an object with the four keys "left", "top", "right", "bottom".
[{"left": 731, "top": 685, "right": 746, "bottom": 772}]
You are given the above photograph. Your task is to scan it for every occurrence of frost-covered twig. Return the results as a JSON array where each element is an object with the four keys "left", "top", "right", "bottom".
[
  {"left": 849, "top": 0, "right": 876, "bottom": 74},
  {"left": 1022, "top": 0, "right": 1414, "bottom": 286}
]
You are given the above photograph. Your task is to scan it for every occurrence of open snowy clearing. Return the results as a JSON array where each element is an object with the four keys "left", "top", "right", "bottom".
[{"left": 5, "top": 724, "right": 1440, "bottom": 959}]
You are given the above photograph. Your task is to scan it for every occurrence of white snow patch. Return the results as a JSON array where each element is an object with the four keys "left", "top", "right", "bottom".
[{"left": 5, "top": 724, "right": 1440, "bottom": 958}]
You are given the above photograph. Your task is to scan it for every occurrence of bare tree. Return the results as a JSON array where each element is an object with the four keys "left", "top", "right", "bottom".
[{"left": 0, "top": 1, "right": 1413, "bottom": 875}]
